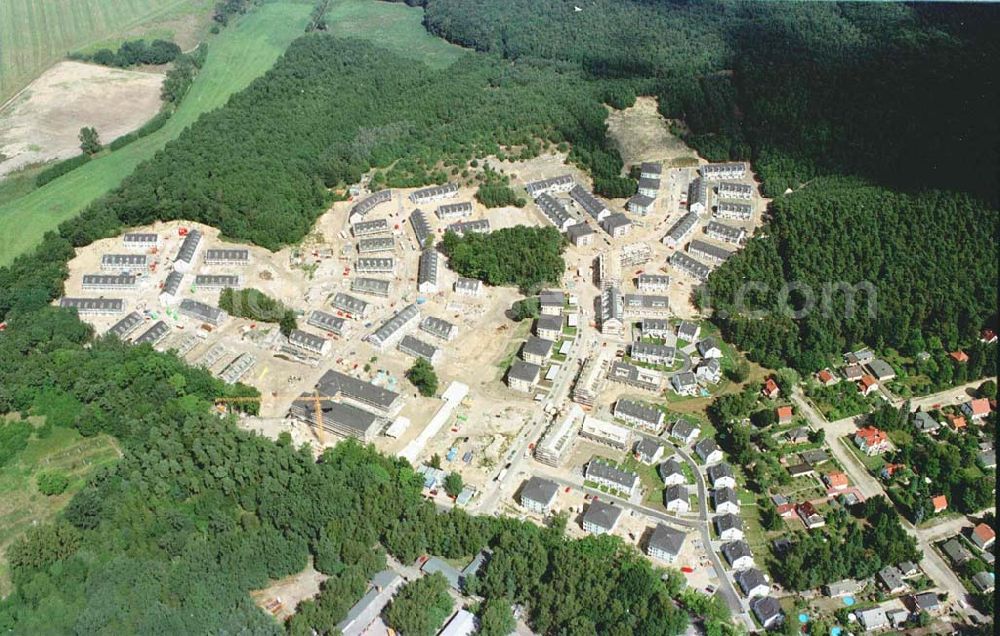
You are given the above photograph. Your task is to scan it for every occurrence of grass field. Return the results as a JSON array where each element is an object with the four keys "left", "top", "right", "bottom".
[
  {"left": 326, "top": 0, "right": 466, "bottom": 70},
  {"left": 0, "top": 2, "right": 312, "bottom": 267},
  {"left": 0, "top": 422, "right": 120, "bottom": 595},
  {"left": 0, "top": 0, "right": 214, "bottom": 106}
]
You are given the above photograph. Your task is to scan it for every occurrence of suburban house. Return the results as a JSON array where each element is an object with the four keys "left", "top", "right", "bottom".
[
  {"left": 942, "top": 538, "right": 973, "bottom": 565},
  {"left": 106, "top": 312, "right": 143, "bottom": 340},
  {"left": 539, "top": 290, "right": 565, "bottom": 316},
  {"left": 824, "top": 579, "right": 860, "bottom": 598},
  {"left": 521, "top": 336, "right": 555, "bottom": 366},
  {"left": 659, "top": 458, "right": 687, "bottom": 486},
  {"left": 687, "top": 178, "right": 708, "bottom": 215},
  {"left": 122, "top": 232, "right": 159, "bottom": 250},
  {"left": 962, "top": 398, "right": 991, "bottom": 421},
  {"left": 409, "top": 182, "right": 458, "bottom": 204},
  {"left": 696, "top": 439, "right": 724, "bottom": 465},
  {"left": 454, "top": 277, "right": 482, "bottom": 297},
  {"left": 878, "top": 565, "right": 906, "bottom": 594},
  {"left": 750, "top": 596, "right": 783, "bottom": 630},
  {"left": 858, "top": 374, "right": 879, "bottom": 396},
  {"left": 349, "top": 190, "right": 392, "bottom": 224},
  {"left": 536, "top": 314, "right": 564, "bottom": 341},
  {"left": 857, "top": 607, "right": 889, "bottom": 632},
  {"left": 599, "top": 286, "right": 623, "bottom": 336},
  {"left": 776, "top": 406, "right": 794, "bottom": 425},
  {"left": 566, "top": 222, "right": 596, "bottom": 246},
  {"left": 931, "top": 495, "right": 948, "bottom": 513},
  {"left": 867, "top": 359, "right": 896, "bottom": 381},
  {"left": 622, "top": 294, "right": 670, "bottom": 319},
  {"left": 912, "top": 411, "right": 941, "bottom": 434},
  {"left": 525, "top": 174, "right": 574, "bottom": 199},
  {"left": 447, "top": 219, "right": 491, "bottom": 236},
  {"left": 704, "top": 221, "right": 746, "bottom": 245},
  {"left": 582, "top": 500, "right": 624, "bottom": 535},
  {"left": 824, "top": 472, "right": 849, "bottom": 491},
  {"left": 707, "top": 462, "right": 736, "bottom": 488},
  {"left": 721, "top": 540, "right": 755, "bottom": 570},
  {"left": 946, "top": 413, "right": 967, "bottom": 430},
  {"left": 713, "top": 487, "right": 740, "bottom": 515},
  {"left": 630, "top": 341, "right": 676, "bottom": 367},
  {"left": 600, "top": 213, "right": 633, "bottom": 238},
  {"left": 971, "top": 572, "right": 995, "bottom": 594},
  {"left": 536, "top": 193, "right": 575, "bottom": 231},
  {"left": 352, "top": 277, "right": 391, "bottom": 298},
  {"left": 288, "top": 329, "right": 332, "bottom": 357},
  {"left": 669, "top": 252, "right": 710, "bottom": 282},
  {"left": 688, "top": 239, "right": 733, "bottom": 264},
  {"left": 420, "top": 316, "right": 458, "bottom": 342},
  {"left": 640, "top": 161, "right": 662, "bottom": 180},
  {"left": 762, "top": 378, "right": 780, "bottom": 399},
  {"left": 568, "top": 185, "right": 611, "bottom": 221},
  {"left": 520, "top": 477, "right": 560, "bottom": 514},
  {"left": 696, "top": 337, "right": 722, "bottom": 359},
  {"left": 816, "top": 369, "right": 837, "bottom": 386},
  {"left": 585, "top": 460, "right": 639, "bottom": 496},
  {"left": 971, "top": 523, "right": 996, "bottom": 550},
  {"left": 646, "top": 523, "right": 686, "bottom": 563},
  {"left": 670, "top": 372, "right": 699, "bottom": 397},
  {"left": 664, "top": 484, "right": 689, "bottom": 513},
  {"left": 797, "top": 501, "right": 825, "bottom": 529},
  {"left": 608, "top": 361, "right": 663, "bottom": 393},
  {"left": 950, "top": 350, "right": 969, "bottom": 363},
  {"left": 663, "top": 211, "right": 699, "bottom": 247},
  {"left": 854, "top": 427, "right": 890, "bottom": 456},
  {"left": 735, "top": 568, "right": 769, "bottom": 598},
  {"left": 637, "top": 177, "right": 660, "bottom": 198},
  {"left": 417, "top": 249, "right": 439, "bottom": 293},
  {"left": 669, "top": 419, "right": 700, "bottom": 445},
  {"left": 843, "top": 364, "right": 865, "bottom": 381},
  {"left": 202, "top": 245, "right": 250, "bottom": 265},
  {"left": 696, "top": 358, "right": 722, "bottom": 384},
  {"left": 677, "top": 320, "right": 701, "bottom": 342},
  {"left": 435, "top": 201, "right": 473, "bottom": 221},
  {"left": 714, "top": 514, "right": 744, "bottom": 541},
  {"left": 397, "top": 335, "right": 440, "bottom": 364},
  {"left": 716, "top": 181, "right": 753, "bottom": 199},
  {"left": 912, "top": 591, "right": 940, "bottom": 614},
  {"left": 785, "top": 426, "right": 810, "bottom": 444},
  {"left": 507, "top": 360, "right": 541, "bottom": 393},
  {"left": 636, "top": 273, "right": 670, "bottom": 292},
  {"left": 628, "top": 193, "right": 655, "bottom": 215},
  {"left": 366, "top": 304, "right": 419, "bottom": 350},
  {"left": 614, "top": 398, "right": 665, "bottom": 432},
  {"left": 634, "top": 438, "right": 664, "bottom": 464}
]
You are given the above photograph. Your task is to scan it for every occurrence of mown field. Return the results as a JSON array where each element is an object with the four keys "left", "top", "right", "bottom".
[
  {"left": 0, "top": 0, "right": 212, "bottom": 106},
  {"left": 0, "top": 2, "right": 312, "bottom": 267},
  {"left": 0, "top": 422, "right": 120, "bottom": 596}
]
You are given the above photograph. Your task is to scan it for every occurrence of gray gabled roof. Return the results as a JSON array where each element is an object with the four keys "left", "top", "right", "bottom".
[
  {"left": 308, "top": 310, "right": 346, "bottom": 335},
  {"left": 175, "top": 229, "right": 202, "bottom": 264},
  {"left": 539, "top": 289, "right": 565, "bottom": 308},
  {"left": 569, "top": 184, "right": 609, "bottom": 219},
  {"left": 420, "top": 316, "right": 456, "bottom": 340},
  {"left": 713, "top": 486, "right": 739, "bottom": 508},
  {"left": 82, "top": 273, "right": 136, "bottom": 287},
  {"left": 714, "top": 513, "right": 742, "bottom": 533},
  {"left": 289, "top": 329, "right": 327, "bottom": 352},
  {"left": 315, "top": 369, "right": 400, "bottom": 411},
  {"left": 352, "top": 218, "right": 390, "bottom": 236},
  {"left": 536, "top": 314, "right": 563, "bottom": 333},
  {"left": 133, "top": 320, "right": 169, "bottom": 345},
  {"left": 508, "top": 359, "right": 541, "bottom": 383},
  {"left": 204, "top": 248, "right": 250, "bottom": 262},
  {"left": 671, "top": 418, "right": 698, "bottom": 439},
  {"left": 689, "top": 239, "right": 734, "bottom": 263},
  {"left": 352, "top": 277, "right": 391, "bottom": 296},
  {"left": 106, "top": 312, "right": 144, "bottom": 339},
  {"left": 331, "top": 292, "right": 368, "bottom": 315},
  {"left": 635, "top": 437, "right": 661, "bottom": 459},
  {"left": 398, "top": 334, "right": 438, "bottom": 361},
  {"left": 418, "top": 249, "right": 439, "bottom": 287},
  {"left": 522, "top": 335, "right": 554, "bottom": 359},
  {"left": 721, "top": 540, "right": 752, "bottom": 565},
  {"left": 566, "top": 223, "right": 595, "bottom": 240},
  {"left": 178, "top": 299, "right": 224, "bottom": 325},
  {"left": 615, "top": 398, "right": 663, "bottom": 426},
  {"left": 647, "top": 523, "right": 685, "bottom": 556},
  {"left": 582, "top": 500, "right": 623, "bottom": 531},
  {"left": 628, "top": 193, "right": 656, "bottom": 209},
  {"left": 351, "top": 190, "right": 392, "bottom": 218},
  {"left": 369, "top": 304, "right": 419, "bottom": 345},
  {"left": 670, "top": 252, "right": 711, "bottom": 281},
  {"left": 751, "top": 596, "right": 782, "bottom": 623},
  {"left": 409, "top": 209, "right": 431, "bottom": 247},
  {"left": 637, "top": 177, "right": 660, "bottom": 191},
  {"left": 521, "top": 476, "right": 559, "bottom": 507},
  {"left": 659, "top": 457, "right": 685, "bottom": 480},
  {"left": 695, "top": 438, "right": 721, "bottom": 460},
  {"left": 664, "top": 483, "right": 688, "bottom": 504},
  {"left": 586, "top": 461, "right": 638, "bottom": 491},
  {"left": 735, "top": 568, "right": 768, "bottom": 594},
  {"left": 448, "top": 219, "right": 491, "bottom": 235},
  {"left": 600, "top": 213, "right": 632, "bottom": 233},
  {"left": 640, "top": 161, "right": 662, "bottom": 175},
  {"left": 162, "top": 271, "right": 184, "bottom": 296},
  {"left": 194, "top": 274, "right": 240, "bottom": 288}
]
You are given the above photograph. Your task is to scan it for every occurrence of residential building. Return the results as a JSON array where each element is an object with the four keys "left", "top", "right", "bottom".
[
  {"left": 704, "top": 221, "right": 746, "bottom": 245},
  {"left": 825, "top": 471, "right": 849, "bottom": 491},
  {"left": 669, "top": 252, "right": 711, "bottom": 282},
  {"left": 762, "top": 378, "right": 780, "bottom": 399},
  {"left": 536, "top": 313, "right": 563, "bottom": 341},
  {"left": 582, "top": 500, "right": 624, "bottom": 535},
  {"left": 717, "top": 181, "right": 753, "bottom": 200},
  {"left": 614, "top": 398, "right": 665, "bottom": 432},
  {"left": 634, "top": 438, "right": 664, "bottom": 464},
  {"left": 912, "top": 592, "right": 940, "bottom": 614},
  {"left": 608, "top": 361, "right": 662, "bottom": 392},
  {"left": 857, "top": 607, "right": 888, "bottom": 632},
  {"left": 697, "top": 337, "right": 722, "bottom": 359},
  {"left": 308, "top": 310, "right": 346, "bottom": 336},
  {"left": 620, "top": 242, "right": 653, "bottom": 266},
  {"left": 641, "top": 317, "right": 672, "bottom": 339},
  {"left": 662, "top": 212, "right": 699, "bottom": 247},
  {"left": 843, "top": 364, "right": 864, "bottom": 381},
  {"left": 646, "top": 523, "right": 685, "bottom": 563},
  {"left": 962, "top": 397, "right": 991, "bottom": 420},
  {"left": 776, "top": 406, "right": 794, "bottom": 425},
  {"left": 122, "top": 232, "right": 159, "bottom": 250},
  {"left": 787, "top": 463, "right": 816, "bottom": 479},
  {"left": 178, "top": 299, "right": 225, "bottom": 326},
  {"left": 536, "top": 193, "right": 575, "bottom": 231},
  {"left": 630, "top": 341, "right": 676, "bottom": 367},
  {"left": 508, "top": 360, "right": 541, "bottom": 393},
  {"left": 398, "top": 334, "right": 440, "bottom": 364},
  {"left": 539, "top": 290, "right": 565, "bottom": 316},
  {"left": 701, "top": 162, "right": 747, "bottom": 181},
  {"left": 687, "top": 178, "right": 708, "bottom": 214},
  {"left": 971, "top": 523, "right": 996, "bottom": 550},
  {"left": 854, "top": 427, "right": 889, "bottom": 456},
  {"left": 688, "top": 239, "right": 733, "bottom": 264},
  {"left": 670, "top": 371, "right": 699, "bottom": 396},
  {"left": 349, "top": 190, "right": 392, "bottom": 224},
  {"left": 714, "top": 201, "right": 753, "bottom": 221},
  {"left": 844, "top": 348, "right": 874, "bottom": 365},
  {"left": 581, "top": 415, "right": 633, "bottom": 450},
  {"left": 331, "top": 292, "right": 370, "bottom": 318},
  {"left": 172, "top": 229, "right": 202, "bottom": 272},
  {"left": 420, "top": 316, "right": 458, "bottom": 342},
  {"left": 572, "top": 353, "right": 610, "bottom": 406},
  {"left": 352, "top": 218, "right": 390, "bottom": 237},
  {"left": 586, "top": 460, "right": 639, "bottom": 496},
  {"left": 640, "top": 162, "right": 662, "bottom": 180},
  {"left": 219, "top": 352, "right": 256, "bottom": 385},
  {"left": 824, "top": 579, "right": 860, "bottom": 598},
  {"left": 525, "top": 174, "right": 574, "bottom": 199},
  {"left": 106, "top": 311, "right": 144, "bottom": 340},
  {"left": 978, "top": 448, "right": 996, "bottom": 469},
  {"left": 696, "top": 439, "right": 724, "bottom": 465},
  {"left": 409, "top": 209, "right": 431, "bottom": 248},
  {"left": 600, "top": 213, "right": 632, "bottom": 238},
  {"left": 288, "top": 329, "right": 331, "bottom": 356},
  {"left": 366, "top": 304, "right": 420, "bottom": 350},
  {"left": 786, "top": 426, "right": 810, "bottom": 444},
  {"left": 599, "top": 286, "right": 623, "bottom": 336},
  {"left": 878, "top": 566, "right": 906, "bottom": 594},
  {"left": 931, "top": 495, "right": 948, "bottom": 513},
  {"left": 439, "top": 610, "right": 476, "bottom": 636},
  {"left": 134, "top": 320, "right": 170, "bottom": 346},
  {"left": 637, "top": 177, "right": 660, "bottom": 198},
  {"left": 659, "top": 457, "right": 687, "bottom": 486},
  {"left": 941, "top": 538, "right": 972, "bottom": 565},
  {"left": 355, "top": 257, "right": 394, "bottom": 274},
  {"left": 356, "top": 237, "right": 395, "bottom": 254},
  {"left": 193, "top": 274, "right": 240, "bottom": 290},
  {"left": 409, "top": 182, "right": 458, "bottom": 204},
  {"left": 627, "top": 193, "right": 655, "bottom": 215},
  {"left": 670, "top": 419, "right": 701, "bottom": 445},
  {"left": 867, "top": 358, "right": 896, "bottom": 381},
  {"left": 352, "top": 277, "right": 391, "bottom": 298},
  {"left": 520, "top": 476, "right": 559, "bottom": 514},
  {"left": 713, "top": 487, "right": 740, "bottom": 515},
  {"left": 453, "top": 277, "right": 483, "bottom": 297},
  {"left": 521, "top": 336, "right": 554, "bottom": 366},
  {"left": 816, "top": 369, "right": 837, "bottom": 386},
  {"left": 622, "top": 294, "right": 670, "bottom": 318},
  {"left": 735, "top": 568, "right": 769, "bottom": 598},
  {"left": 722, "top": 540, "right": 755, "bottom": 570},
  {"left": 707, "top": 462, "right": 735, "bottom": 488},
  {"left": 677, "top": 320, "right": 701, "bottom": 342},
  {"left": 797, "top": 502, "right": 825, "bottom": 529},
  {"left": 101, "top": 253, "right": 147, "bottom": 272},
  {"left": 664, "top": 484, "right": 689, "bottom": 513},
  {"left": 568, "top": 184, "right": 611, "bottom": 221},
  {"left": 159, "top": 270, "right": 184, "bottom": 305},
  {"left": 566, "top": 222, "right": 596, "bottom": 246},
  {"left": 534, "top": 404, "right": 583, "bottom": 466},
  {"left": 82, "top": 273, "right": 137, "bottom": 290},
  {"left": 312, "top": 368, "right": 402, "bottom": 416},
  {"left": 971, "top": 571, "right": 994, "bottom": 594},
  {"left": 715, "top": 513, "right": 744, "bottom": 542},
  {"left": 417, "top": 249, "right": 439, "bottom": 293},
  {"left": 636, "top": 274, "right": 670, "bottom": 292},
  {"left": 912, "top": 411, "right": 941, "bottom": 433},
  {"left": 203, "top": 248, "right": 250, "bottom": 265},
  {"left": 750, "top": 596, "right": 783, "bottom": 630},
  {"left": 336, "top": 570, "right": 403, "bottom": 636},
  {"left": 448, "top": 219, "right": 490, "bottom": 235}
]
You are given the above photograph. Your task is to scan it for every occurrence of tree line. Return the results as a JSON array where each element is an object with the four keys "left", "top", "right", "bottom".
[
  {"left": 71, "top": 39, "right": 181, "bottom": 68},
  {"left": 439, "top": 226, "right": 565, "bottom": 293}
]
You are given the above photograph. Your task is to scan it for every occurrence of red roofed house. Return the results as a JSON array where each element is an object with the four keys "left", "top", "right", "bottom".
[
  {"left": 776, "top": 406, "right": 793, "bottom": 425},
  {"left": 762, "top": 378, "right": 780, "bottom": 399},
  {"left": 825, "top": 472, "right": 849, "bottom": 491},
  {"left": 971, "top": 523, "right": 996, "bottom": 550},
  {"left": 980, "top": 329, "right": 998, "bottom": 344},
  {"left": 946, "top": 414, "right": 967, "bottom": 431},
  {"left": 858, "top": 374, "right": 879, "bottom": 396},
  {"left": 776, "top": 502, "right": 796, "bottom": 518},
  {"left": 881, "top": 463, "right": 905, "bottom": 480},
  {"left": 797, "top": 501, "right": 826, "bottom": 529},
  {"left": 962, "top": 398, "right": 991, "bottom": 421},
  {"left": 816, "top": 369, "right": 837, "bottom": 386},
  {"left": 854, "top": 427, "right": 889, "bottom": 456},
  {"left": 931, "top": 495, "right": 948, "bottom": 514},
  {"left": 949, "top": 350, "right": 969, "bottom": 363}
]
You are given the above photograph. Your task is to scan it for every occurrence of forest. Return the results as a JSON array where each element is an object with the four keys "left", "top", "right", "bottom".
[{"left": 439, "top": 226, "right": 565, "bottom": 292}]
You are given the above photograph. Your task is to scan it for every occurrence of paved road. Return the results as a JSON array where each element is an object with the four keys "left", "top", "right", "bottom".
[{"left": 791, "top": 385, "right": 991, "bottom": 624}]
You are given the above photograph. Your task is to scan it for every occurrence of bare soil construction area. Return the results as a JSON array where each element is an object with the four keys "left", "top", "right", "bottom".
[
  {"left": 0, "top": 61, "right": 164, "bottom": 177},
  {"left": 606, "top": 96, "right": 699, "bottom": 169}
]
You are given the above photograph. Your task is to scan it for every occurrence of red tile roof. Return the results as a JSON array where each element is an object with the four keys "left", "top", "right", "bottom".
[
  {"left": 967, "top": 398, "right": 990, "bottom": 417},
  {"left": 825, "top": 472, "right": 849, "bottom": 489},
  {"left": 763, "top": 378, "right": 779, "bottom": 396},
  {"left": 859, "top": 374, "right": 878, "bottom": 390},
  {"left": 950, "top": 350, "right": 969, "bottom": 363},
  {"left": 777, "top": 406, "right": 793, "bottom": 421},
  {"left": 817, "top": 369, "right": 834, "bottom": 384},
  {"left": 931, "top": 495, "right": 948, "bottom": 513},
  {"left": 973, "top": 523, "right": 995, "bottom": 544},
  {"left": 946, "top": 414, "right": 967, "bottom": 430},
  {"left": 856, "top": 426, "right": 887, "bottom": 446}
]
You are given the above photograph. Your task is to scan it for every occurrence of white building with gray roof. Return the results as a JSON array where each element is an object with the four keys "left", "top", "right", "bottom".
[
  {"left": 701, "top": 162, "right": 747, "bottom": 181},
  {"left": 520, "top": 477, "right": 560, "bottom": 514},
  {"left": 536, "top": 193, "right": 575, "bottom": 231},
  {"left": 308, "top": 310, "right": 346, "bottom": 336},
  {"left": 60, "top": 297, "right": 125, "bottom": 315},
  {"left": 525, "top": 174, "right": 574, "bottom": 199},
  {"left": 600, "top": 286, "right": 624, "bottom": 336},
  {"left": 349, "top": 190, "right": 392, "bottom": 224},
  {"left": 717, "top": 181, "right": 753, "bottom": 200},
  {"left": 436, "top": 201, "right": 473, "bottom": 221},
  {"left": 173, "top": 229, "right": 202, "bottom": 273},
  {"left": 122, "top": 232, "right": 159, "bottom": 250},
  {"left": 447, "top": 219, "right": 490, "bottom": 235},
  {"left": 586, "top": 460, "right": 639, "bottom": 495},
  {"left": 203, "top": 248, "right": 250, "bottom": 265},
  {"left": 640, "top": 162, "right": 662, "bottom": 179},
  {"left": 314, "top": 368, "right": 402, "bottom": 416},
  {"left": 637, "top": 177, "right": 660, "bottom": 198},
  {"left": 659, "top": 458, "right": 687, "bottom": 486},
  {"left": 101, "top": 253, "right": 147, "bottom": 272},
  {"left": 662, "top": 212, "right": 700, "bottom": 248},
  {"left": 636, "top": 274, "right": 670, "bottom": 292},
  {"left": 630, "top": 341, "right": 676, "bottom": 367},
  {"left": 608, "top": 361, "right": 662, "bottom": 392},
  {"left": 566, "top": 222, "right": 595, "bottom": 246},
  {"left": 417, "top": 249, "right": 439, "bottom": 293},
  {"left": 352, "top": 218, "right": 390, "bottom": 237},
  {"left": 688, "top": 239, "right": 734, "bottom": 264},
  {"left": 106, "top": 311, "right": 144, "bottom": 340},
  {"left": 623, "top": 294, "right": 670, "bottom": 318},
  {"left": 705, "top": 221, "right": 746, "bottom": 245},
  {"left": 219, "top": 352, "right": 256, "bottom": 384},
  {"left": 352, "top": 277, "right": 391, "bottom": 297},
  {"left": 688, "top": 178, "right": 708, "bottom": 214},
  {"left": 178, "top": 299, "right": 226, "bottom": 326},
  {"left": 409, "top": 183, "right": 458, "bottom": 204},
  {"left": 420, "top": 316, "right": 458, "bottom": 341},
  {"left": 194, "top": 274, "right": 241, "bottom": 290},
  {"left": 82, "top": 273, "right": 136, "bottom": 290},
  {"left": 159, "top": 271, "right": 184, "bottom": 305},
  {"left": 600, "top": 213, "right": 632, "bottom": 238},
  {"left": 641, "top": 317, "right": 672, "bottom": 339},
  {"left": 134, "top": 320, "right": 170, "bottom": 346},
  {"left": 627, "top": 193, "right": 656, "bottom": 216},
  {"left": 521, "top": 336, "right": 554, "bottom": 366},
  {"left": 670, "top": 252, "right": 711, "bottom": 282},
  {"left": 331, "top": 292, "right": 369, "bottom": 318},
  {"left": 507, "top": 359, "right": 541, "bottom": 393},
  {"left": 569, "top": 184, "right": 611, "bottom": 221},
  {"left": 409, "top": 209, "right": 431, "bottom": 248},
  {"left": 398, "top": 334, "right": 440, "bottom": 364},
  {"left": 714, "top": 201, "right": 753, "bottom": 221},
  {"left": 453, "top": 277, "right": 482, "bottom": 297},
  {"left": 582, "top": 500, "right": 623, "bottom": 535},
  {"left": 357, "top": 237, "right": 395, "bottom": 254},
  {"left": 614, "top": 398, "right": 665, "bottom": 432},
  {"left": 355, "top": 257, "right": 394, "bottom": 274},
  {"left": 366, "top": 304, "right": 420, "bottom": 350},
  {"left": 647, "top": 523, "right": 685, "bottom": 563},
  {"left": 288, "top": 329, "right": 331, "bottom": 356},
  {"left": 722, "top": 540, "right": 755, "bottom": 570}
]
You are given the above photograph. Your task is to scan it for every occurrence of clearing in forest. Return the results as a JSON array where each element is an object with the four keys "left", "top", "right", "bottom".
[
  {"left": 0, "top": 2, "right": 312, "bottom": 267},
  {"left": 606, "top": 96, "right": 700, "bottom": 170}
]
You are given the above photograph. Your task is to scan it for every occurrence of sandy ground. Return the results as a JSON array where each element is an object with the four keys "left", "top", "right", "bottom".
[
  {"left": 251, "top": 559, "right": 327, "bottom": 622},
  {"left": 606, "top": 97, "right": 699, "bottom": 170},
  {"left": 0, "top": 61, "right": 164, "bottom": 177}
]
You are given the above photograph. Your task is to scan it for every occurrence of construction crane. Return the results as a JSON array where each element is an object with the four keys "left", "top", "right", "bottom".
[{"left": 215, "top": 392, "right": 338, "bottom": 446}]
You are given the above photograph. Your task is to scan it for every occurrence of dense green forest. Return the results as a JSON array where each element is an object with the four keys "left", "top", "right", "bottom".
[
  {"left": 439, "top": 226, "right": 565, "bottom": 292},
  {"left": 0, "top": 306, "right": 719, "bottom": 634},
  {"left": 703, "top": 178, "right": 998, "bottom": 370}
]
